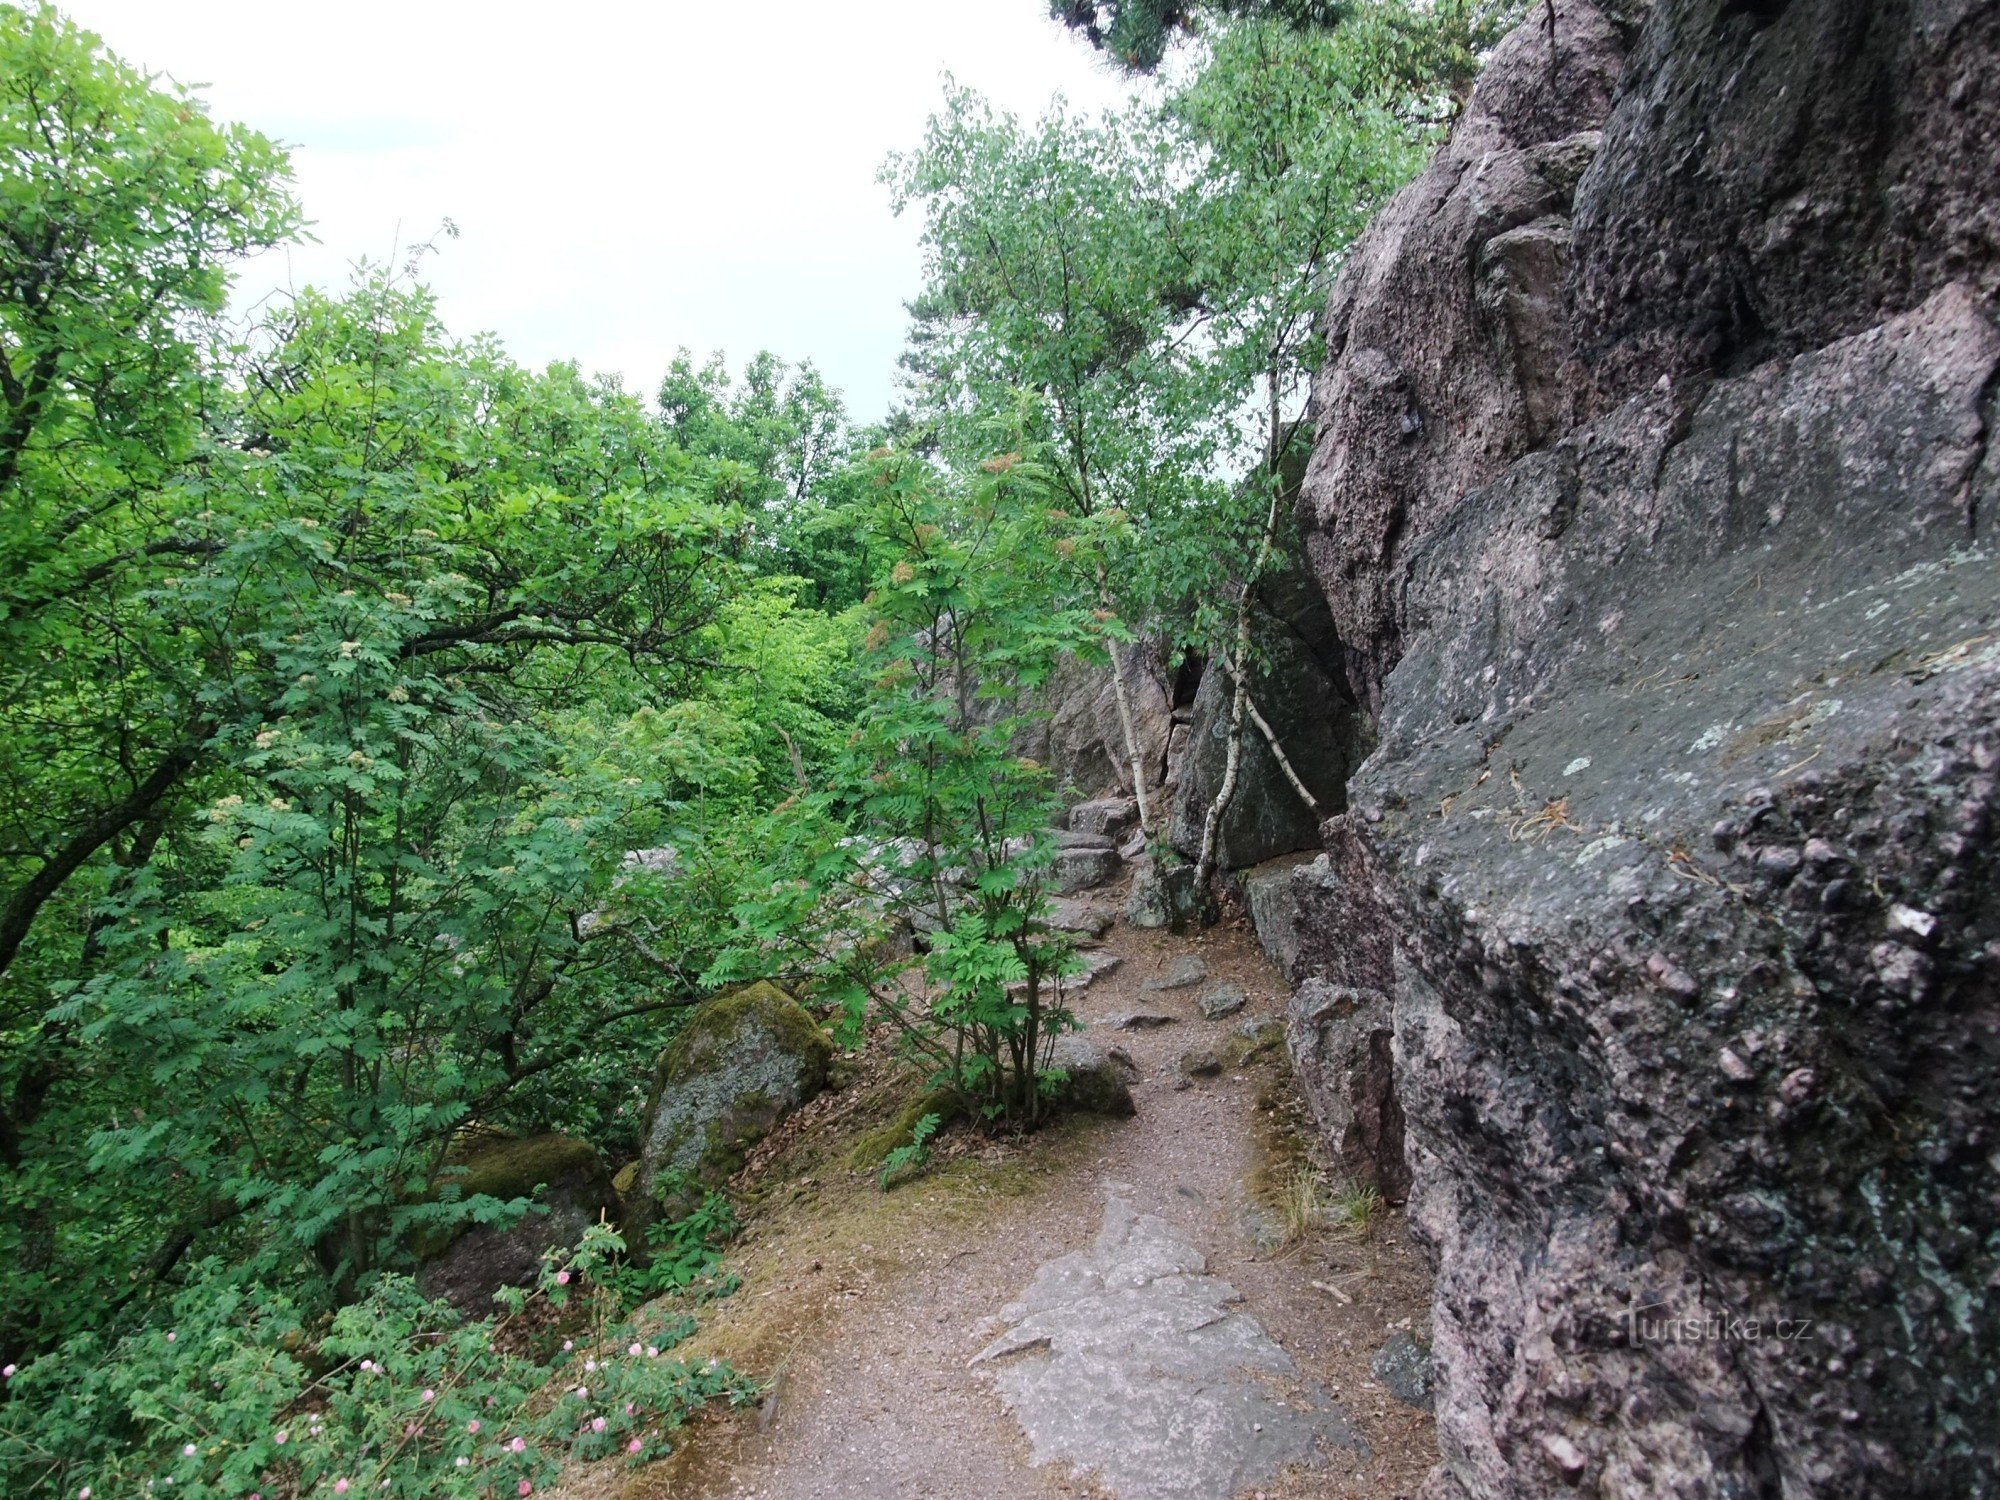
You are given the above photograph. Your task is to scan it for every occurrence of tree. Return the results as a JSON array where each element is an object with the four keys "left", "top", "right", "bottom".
[{"left": 885, "top": 88, "right": 1226, "bottom": 837}]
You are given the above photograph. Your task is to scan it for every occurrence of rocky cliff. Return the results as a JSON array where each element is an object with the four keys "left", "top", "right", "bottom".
[{"left": 1286, "top": 1, "right": 2000, "bottom": 1494}]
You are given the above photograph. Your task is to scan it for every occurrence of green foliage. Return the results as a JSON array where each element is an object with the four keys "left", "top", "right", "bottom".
[
  {"left": 604, "top": 1187, "right": 742, "bottom": 1309},
  {"left": 879, "top": 1110, "right": 943, "bottom": 1188},
  {"left": 0, "top": 1224, "right": 758, "bottom": 1496}
]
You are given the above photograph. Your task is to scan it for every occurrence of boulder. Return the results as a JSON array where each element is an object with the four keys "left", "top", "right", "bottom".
[
  {"left": 418, "top": 1134, "right": 618, "bottom": 1313},
  {"left": 1046, "top": 1035, "right": 1138, "bottom": 1116},
  {"left": 1123, "top": 863, "right": 1172, "bottom": 929},
  {"left": 1141, "top": 954, "right": 1207, "bottom": 992},
  {"left": 1239, "top": 852, "right": 1331, "bottom": 983},
  {"left": 1168, "top": 544, "right": 1365, "bottom": 870},
  {"left": 1051, "top": 845, "right": 1121, "bottom": 893},
  {"left": 1068, "top": 795, "right": 1139, "bottom": 840},
  {"left": 625, "top": 981, "right": 832, "bottom": 1242},
  {"left": 1289, "top": 2, "right": 2000, "bottom": 1492},
  {"left": 1042, "top": 897, "right": 1114, "bottom": 940},
  {"left": 1285, "top": 979, "right": 1406, "bottom": 1204},
  {"left": 1196, "top": 984, "right": 1246, "bottom": 1021}
]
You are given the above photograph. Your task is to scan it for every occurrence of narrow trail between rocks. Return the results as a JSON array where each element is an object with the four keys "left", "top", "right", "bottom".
[{"left": 569, "top": 902, "right": 1437, "bottom": 1500}]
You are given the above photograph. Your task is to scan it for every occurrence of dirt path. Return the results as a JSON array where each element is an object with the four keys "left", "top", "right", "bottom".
[{"left": 570, "top": 908, "right": 1437, "bottom": 1500}]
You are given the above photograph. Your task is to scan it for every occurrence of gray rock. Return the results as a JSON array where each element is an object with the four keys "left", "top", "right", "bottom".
[
  {"left": 1141, "top": 955, "right": 1207, "bottom": 992},
  {"left": 1241, "top": 852, "right": 1339, "bottom": 983},
  {"left": 1009, "top": 645, "right": 1172, "bottom": 803},
  {"left": 1052, "top": 845, "right": 1122, "bottom": 893},
  {"left": 1069, "top": 795, "right": 1140, "bottom": 840},
  {"left": 1046, "top": 1035, "right": 1138, "bottom": 1117},
  {"left": 1286, "top": 978, "right": 1405, "bottom": 1202},
  {"left": 1043, "top": 898, "right": 1114, "bottom": 939},
  {"left": 418, "top": 1134, "right": 618, "bottom": 1314},
  {"left": 1195, "top": 984, "right": 1246, "bottom": 1021},
  {"left": 1371, "top": 1331, "right": 1435, "bottom": 1412},
  {"left": 1107, "top": 1010, "right": 1178, "bottom": 1031},
  {"left": 1020, "top": 949, "right": 1123, "bottom": 997},
  {"left": 1123, "top": 865, "right": 1172, "bottom": 929},
  {"left": 1054, "top": 827, "right": 1116, "bottom": 851},
  {"left": 1177, "top": 1048, "right": 1223, "bottom": 1079},
  {"left": 975, "top": 1191, "right": 1364, "bottom": 1499},
  {"left": 625, "top": 981, "right": 831, "bottom": 1242},
  {"left": 1166, "top": 568, "right": 1364, "bottom": 870}
]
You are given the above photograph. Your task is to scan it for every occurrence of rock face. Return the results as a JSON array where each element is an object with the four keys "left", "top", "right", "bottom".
[
  {"left": 418, "top": 1134, "right": 618, "bottom": 1313},
  {"left": 1013, "top": 642, "right": 1174, "bottom": 802},
  {"left": 625, "top": 981, "right": 831, "bottom": 1243},
  {"left": 1169, "top": 539, "right": 1365, "bottom": 871},
  {"left": 1287, "top": 2, "right": 2000, "bottom": 1495}
]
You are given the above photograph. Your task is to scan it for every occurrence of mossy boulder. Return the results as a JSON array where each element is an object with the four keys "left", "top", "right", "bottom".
[
  {"left": 416, "top": 1133, "right": 617, "bottom": 1313},
  {"left": 625, "top": 981, "right": 832, "bottom": 1241}
]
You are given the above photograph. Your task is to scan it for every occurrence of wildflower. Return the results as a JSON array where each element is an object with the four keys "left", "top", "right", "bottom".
[
  {"left": 562, "top": 1340, "right": 574, "bottom": 1352},
  {"left": 554, "top": 1270, "right": 570, "bottom": 1286},
  {"left": 509, "top": 1436, "right": 526, "bottom": 1453},
  {"left": 274, "top": 1432, "right": 287, "bottom": 1445},
  {"left": 80, "top": 1489, "right": 91, "bottom": 1498},
  {"left": 360, "top": 1359, "right": 375, "bottom": 1372},
  {"left": 574, "top": 1386, "right": 589, "bottom": 1400},
  {"left": 1, "top": 1364, "right": 13, "bottom": 1378},
  {"left": 166, "top": 1331, "right": 177, "bottom": 1343},
  {"left": 591, "top": 1416, "right": 606, "bottom": 1433},
  {"left": 519, "top": 1484, "right": 534, "bottom": 1497},
  {"left": 334, "top": 1484, "right": 349, "bottom": 1496},
  {"left": 467, "top": 1419, "right": 480, "bottom": 1434},
  {"left": 454, "top": 1457, "right": 468, "bottom": 1468},
  {"left": 421, "top": 1389, "right": 435, "bottom": 1403},
  {"left": 183, "top": 1444, "right": 196, "bottom": 1457},
  {"left": 627, "top": 1439, "right": 642, "bottom": 1454},
  {"left": 645, "top": 1346, "right": 658, "bottom": 1358},
  {"left": 627, "top": 1342, "right": 642, "bottom": 1357},
  {"left": 585, "top": 1359, "right": 597, "bottom": 1372},
  {"left": 624, "top": 1403, "right": 635, "bottom": 1416}
]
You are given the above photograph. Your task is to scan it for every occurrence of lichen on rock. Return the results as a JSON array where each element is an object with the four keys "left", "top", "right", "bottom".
[{"left": 625, "top": 980, "right": 833, "bottom": 1242}]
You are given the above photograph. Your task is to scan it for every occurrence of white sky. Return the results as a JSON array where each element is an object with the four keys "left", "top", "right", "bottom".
[{"left": 57, "top": 1, "right": 1136, "bottom": 421}]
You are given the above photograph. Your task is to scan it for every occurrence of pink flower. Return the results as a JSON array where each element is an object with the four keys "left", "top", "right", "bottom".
[
  {"left": 183, "top": 1444, "right": 197, "bottom": 1457},
  {"left": 627, "top": 1438, "right": 642, "bottom": 1454},
  {"left": 1, "top": 1364, "right": 14, "bottom": 1378},
  {"left": 518, "top": 1484, "right": 534, "bottom": 1497},
  {"left": 78, "top": 1490, "right": 90, "bottom": 1499},
  {"left": 627, "top": 1343, "right": 641, "bottom": 1357},
  {"left": 591, "top": 1416, "right": 606, "bottom": 1433},
  {"left": 584, "top": 1359, "right": 597, "bottom": 1372},
  {"left": 574, "top": 1386, "right": 589, "bottom": 1400},
  {"left": 467, "top": 1419, "right": 480, "bottom": 1434},
  {"left": 334, "top": 1483, "right": 349, "bottom": 1496},
  {"left": 166, "top": 1332, "right": 176, "bottom": 1343},
  {"left": 421, "top": 1388, "right": 435, "bottom": 1402},
  {"left": 645, "top": 1346, "right": 658, "bottom": 1358},
  {"left": 509, "top": 1436, "right": 526, "bottom": 1453},
  {"left": 454, "top": 1457, "right": 468, "bottom": 1468},
  {"left": 274, "top": 1431, "right": 287, "bottom": 1445},
  {"left": 554, "top": 1270, "right": 570, "bottom": 1285},
  {"left": 561, "top": 1340, "right": 573, "bottom": 1352},
  {"left": 624, "top": 1403, "right": 634, "bottom": 1415}
]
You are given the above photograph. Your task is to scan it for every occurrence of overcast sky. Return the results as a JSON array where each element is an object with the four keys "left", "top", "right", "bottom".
[{"left": 58, "top": 1, "right": 1136, "bottom": 421}]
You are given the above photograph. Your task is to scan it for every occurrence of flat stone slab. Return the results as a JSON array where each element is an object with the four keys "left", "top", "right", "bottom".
[
  {"left": 1044, "top": 899, "right": 1115, "bottom": 939},
  {"left": 1141, "top": 955, "right": 1208, "bottom": 992},
  {"left": 975, "top": 1191, "right": 1363, "bottom": 1499},
  {"left": 1196, "top": 983, "right": 1246, "bottom": 1020},
  {"left": 1017, "top": 950, "right": 1122, "bottom": 997},
  {"left": 1107, "top": 1009, "right": 1179, "bottom": 1030}
]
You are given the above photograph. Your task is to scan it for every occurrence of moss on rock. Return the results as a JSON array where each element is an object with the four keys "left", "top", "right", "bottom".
[
  {"left": 416, "top": 1132, "right": 617, "bottom": 1312},
  {"left": 626, "top": 981, "right": 833, "bottom": 1241}
]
